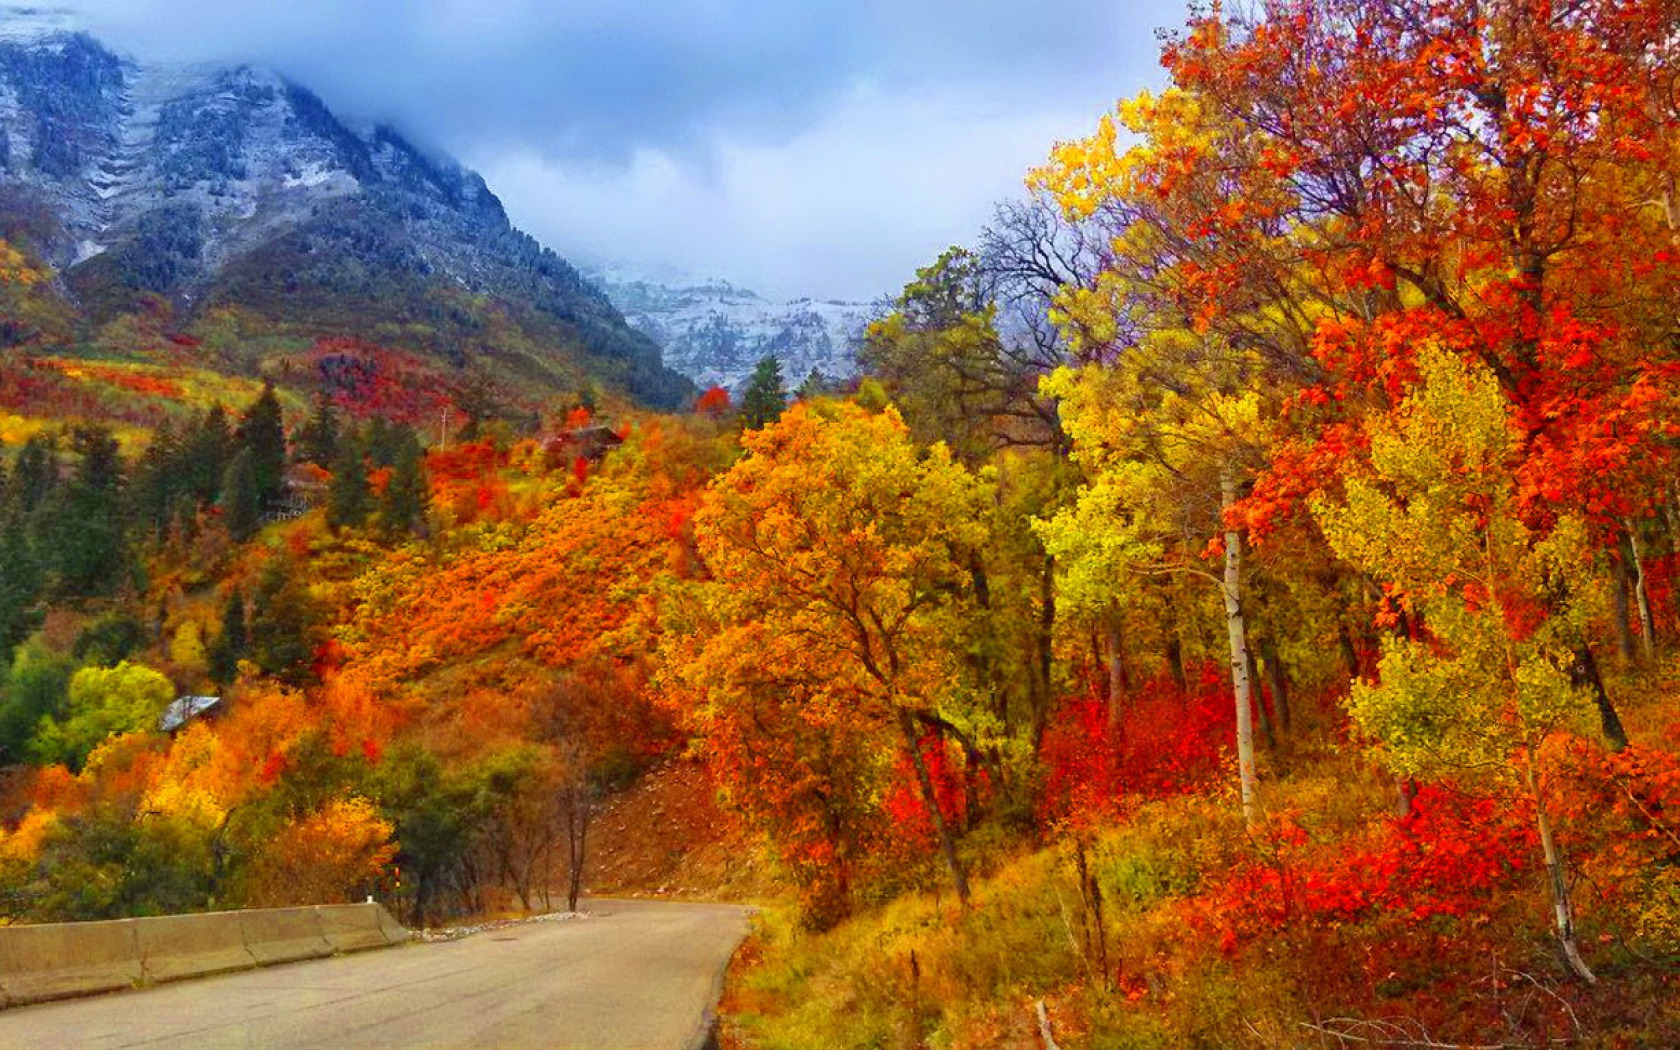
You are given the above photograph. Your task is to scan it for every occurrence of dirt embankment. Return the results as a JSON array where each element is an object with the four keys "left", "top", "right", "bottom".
[{"left": 585, "top": 759, "right": 777, "bottom": 903}]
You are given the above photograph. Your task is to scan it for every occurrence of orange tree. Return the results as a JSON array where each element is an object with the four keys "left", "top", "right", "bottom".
[{"left": 665, "top": 400, "right": 994, "bottom": 911}]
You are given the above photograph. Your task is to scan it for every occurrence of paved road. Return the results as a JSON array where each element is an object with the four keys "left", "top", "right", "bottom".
[{"left": 0, "top": 899, "right": 752, "bottom": 1050}]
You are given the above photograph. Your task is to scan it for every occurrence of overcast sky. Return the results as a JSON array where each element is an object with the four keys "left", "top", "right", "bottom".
[{"left": 69, "top": 0, "right": 1184, "bottom": 300}]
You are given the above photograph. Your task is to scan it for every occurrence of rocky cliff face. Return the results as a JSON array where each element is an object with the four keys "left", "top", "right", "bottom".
[
  {"left": 585, "top": 264, "right": 869, "bottom": 393},
  {"left": 0, "top": 10, "right": 692, "bottom": 408}
]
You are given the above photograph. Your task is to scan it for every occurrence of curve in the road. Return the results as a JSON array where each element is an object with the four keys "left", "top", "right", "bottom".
[{"left": 0, "top": 899, "right": 753, "bottom": 1050}]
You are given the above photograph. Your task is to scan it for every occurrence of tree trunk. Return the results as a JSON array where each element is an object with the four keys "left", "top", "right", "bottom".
[
  {"left": 1336, "top": 621, "right": 1361, "bottom": 681},
  {"left": 1613, "top": 549, "right": 1636, "bottom": 666},
  {"left": 1220, "top": 469, "right": 1259, "bottom": 825},
  {"left": 1259, "top": 637, "right": 1292, "bottom": 734},
  {"left": 1527, "top": 761, "right": 1596, "bottom": 984},
  {"left": 1627, "top": 522, "right": 1657, "bottom": 661},
  {"left": 899, "top": 708, "right": 971, "bottom": 906},
  {"left": 1246, "top": 648, "right": 1276, "bottom": 752},
  {"left": 1103, "top": 610, "right": 1130, "bottom": 738},
  {"left": 1570, "top": 643, "right": 1629, "bottom": 752},
  {"left": 564, "top": 782, "right": 592, "bottom": 913}
]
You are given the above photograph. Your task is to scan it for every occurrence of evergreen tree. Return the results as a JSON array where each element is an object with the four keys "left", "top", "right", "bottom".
[
  {"left": 182, "top": 406, "right": 233, "bottom": 506},
  {"left": 206, "top": 589, "right": 247, "bottom": 688},
  {"left": 9, "top": 434, "right": 59, "bottom": 513},
  {"left": 376, "top": 429, "right": 428, "bottom": 542},
  {"left": 363, "top": 416, "right": 401, "bottom": 469},
  {"left": 38, "top": 426, "right": 128, "bottom": 597},
  {"left": 326, "top": 431, "right": 370, "bottom": 531},
  {"left": 239, "top": 383, "right": 286, "bottom": 510},
  {"left": 297, "top": 392, "right": 340, "bottom": 468},
  {"left": 739, "top": 355, "right": 788, "bottom": 431},
  {"left": 130, "top": 420, "right": 183, "bottom": 540},
  {"left": 797, "top": 368, "right": 834, "bottom": 401},
  {"left": 249, "top": 559, "right": 321, "bottom": 684},
  {"left": 0, "top": 509, "right": 42, "bottom": 661},
  {"left": 221, "top": 448, "right": 262, "bottom": 542}
]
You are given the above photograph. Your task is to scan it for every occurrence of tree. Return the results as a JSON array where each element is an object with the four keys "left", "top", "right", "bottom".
[
  {"left": 248, "top": 559, "right": 323, "bottom": 685},
  {"left": 326, "top": 433, "right": 371, "bottom": 532},
  {"left": 31, "top": 661, "right": 174, "bottom": 771},
  {"left": 375, "top": 430, "right": 428, "bottom": 541},
  {"left": 677, "top": 401, "right": 994, "bottom": 907},
  {"left": 207, "top": 590, "right": 247, "bottom": 688},
  {"left": 296, "top": 392, "right": 341, "bottom": 469},
  {"left": 181, "top": 406, "right": 234, "bottom": 507},
  {"left": 220, "top": 448, "right": 262, "bottom": 543},
  {"left": 861, "top": 248, "right": 1040, "bottom": 462},
  {"left": 35, "top": 426, "right": 129, "bottom": 597},
  {"left": 695, "top": 385, "right": 730, "bottom": 419},
  {"left": 239, "top": 383, "right": 287, "bottom": 511},
  {"left": 738, "top": 355, "right": 787, "bottom": 431},
  {"left": 1311, "top": 348, "right": 1606, "bottom": 983},
  {"left": 0, "top": 641, "right": 71, "bottom": 765},
  {"left": 0, "top": 509, "right": 42, "bottom": 662}
]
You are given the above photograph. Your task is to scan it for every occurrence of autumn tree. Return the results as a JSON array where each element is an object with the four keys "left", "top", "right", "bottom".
[
  {"left": 31, "top": 662, "right": 174, "bottom": 771},
  {"left": 1312, "top": 348, "right": 1607, "bottom": 983},
  {"left": 677, "top": 401, "right": 993, "bottom": 906}
]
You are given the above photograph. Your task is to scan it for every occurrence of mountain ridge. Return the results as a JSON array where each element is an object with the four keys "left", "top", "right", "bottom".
[
  {"left": 584, "top": 262, "right": 870, "bottom": 394},
  {"left": 0, "top": 15, "right": 694, "bottom": 409}
]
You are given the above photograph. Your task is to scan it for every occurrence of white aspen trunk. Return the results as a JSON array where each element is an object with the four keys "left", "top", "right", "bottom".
[
  {"left": 1527, "top": 759, "right": 1596, "bottom": 984},
  {"left": 1627, "top": 521, "right": 1657, "bottom": 661},
  {"left": 1221, "top": 467, "right": 1259, "bottom": 825}
]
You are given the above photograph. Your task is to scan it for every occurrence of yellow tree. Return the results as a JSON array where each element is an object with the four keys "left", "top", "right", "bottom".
[
  {"left": 1312, "top": 347, "right": 1605, "bottom": 983},
  {"left": 680, "top": 401, "right": 994, "bottom": 905},
  {"left": 1031, "top": 86, "right": 1306, "bottom": 824}
]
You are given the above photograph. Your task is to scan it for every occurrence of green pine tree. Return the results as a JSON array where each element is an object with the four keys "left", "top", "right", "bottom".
[
  {"left": 9, "top": 434, "right": 59, "bottom": 513},
  {"left": 239, "top": 383, "right": 287, "bottom": 510},
  {"left": 207, "top": 589, "right": 247, "bottom": 688},
  {"left": 183, "top": 406, "right": 234, "bottom": 506},
  {"left": 326, "top": 432, "right": 371, "bottom": 531},
  {"left": 221, "top": 448, "right": 262, "bottom": 542},
  {"left": 376, "top": 430, "right": 429, "bottom": 541},
  {"left": 37, "top": 426, "right": 128, "bottom": 597},
  {"left": 0, "top": 509, "right": 43, "bottom": 661},
  {"left": 739, "top": 355, "right": 788, "bottom": 431},
  {"left": 249, "top": 559, "right": 321, "bottom": 684},
  {"left": 297, "top": 392, "right": 341, "bottom": 468}
]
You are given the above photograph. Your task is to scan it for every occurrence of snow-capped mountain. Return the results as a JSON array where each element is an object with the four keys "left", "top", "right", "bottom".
[
  {"left": 585, "top": 262, "right": 873, "bottom": 393},
  {"left": 0, "top": 9, "right": 692, "bottom": 407}
]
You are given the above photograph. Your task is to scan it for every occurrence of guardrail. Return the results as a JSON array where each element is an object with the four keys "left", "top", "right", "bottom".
[{"left": 0, "top": 903, "right": 409, "bottom": 1009}]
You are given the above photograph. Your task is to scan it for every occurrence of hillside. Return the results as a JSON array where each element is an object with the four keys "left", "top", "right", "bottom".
[{"left": 0, "top": 14, "right": 692, "bottom": 409}]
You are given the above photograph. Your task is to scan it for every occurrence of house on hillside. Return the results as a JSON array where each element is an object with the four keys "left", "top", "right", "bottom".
[{"left": 159, "top": 695, "right": 221, "bottom": 734}]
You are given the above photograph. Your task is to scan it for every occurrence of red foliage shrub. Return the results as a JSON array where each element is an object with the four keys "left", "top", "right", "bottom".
[
  {"left": 1186, "top": 785, "right": 1537, "bottom": 952},
  {"left": 1038, "top": 663, "right": 1236, "bottom": 827}
]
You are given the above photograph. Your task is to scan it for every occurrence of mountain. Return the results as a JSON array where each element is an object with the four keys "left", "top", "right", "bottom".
[
  {"left": 0, "top": 10, "right": 693, "bottom": 409},
  {"left": 585, "top": 263, "right": 870, "bottom": 394}
]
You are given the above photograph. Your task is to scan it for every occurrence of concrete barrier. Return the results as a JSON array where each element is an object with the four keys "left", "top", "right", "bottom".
[
  {"left": 136, "top": 911, "right": 256, "bottom": 984},
  {"left": 0, "top": 904, "right": 409, "bottom": 1009},
  {"left": 316, "top": 903, "right": 406, "bottom": 953},
  {"left": 239, "top": 906, "right": 332, "bottom": 966},
  {"left": 0, "top": 918, "right": 140, "bottom": 1005}
]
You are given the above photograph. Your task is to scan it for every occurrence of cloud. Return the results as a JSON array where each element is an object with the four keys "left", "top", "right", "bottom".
[
  {"left": 482, "top": 82, "right": 1113, "bottom": 301},
  {"left": 65, "top": 0, "right": 1185, "bottom": 296}
]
